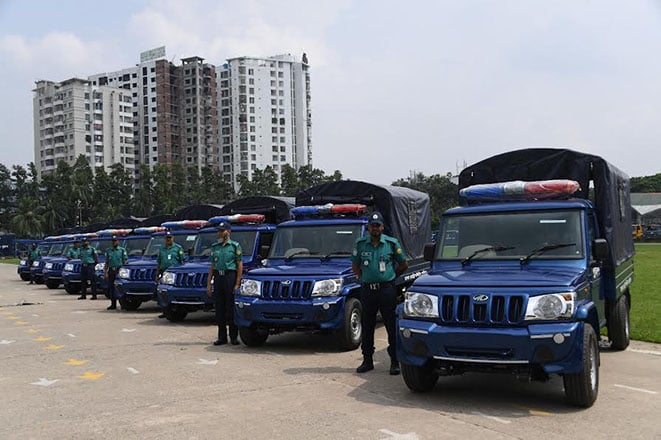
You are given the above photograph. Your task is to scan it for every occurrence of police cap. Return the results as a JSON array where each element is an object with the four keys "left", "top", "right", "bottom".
[
  {"left": 216, "top": 222, "right": 231, "bottom": 231},
  {"left": 165, "top": 231, "right": 173, "bottom": 237},
  {"left": 368, "top": 211, "right": 384, "bottom": 225}
]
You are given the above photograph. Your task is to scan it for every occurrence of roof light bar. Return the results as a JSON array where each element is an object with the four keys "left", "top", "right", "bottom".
[
  {"left": 208, "top": 214, "right": 265, "bottom": 224},
  {"left": 460, "top": 179, "right": 580, "bottom": 201},
  {"left": 96, "top": 228, "right": 133, "bottom": 237},
  {"left": 160, "top": 220, "right": 209, "bottom": 230},
  {"left": 291, "top": 203, "right": 367, "bottom": 217},
  {"left": 133, "top": 226, "right": 167, "bottom": 235}
]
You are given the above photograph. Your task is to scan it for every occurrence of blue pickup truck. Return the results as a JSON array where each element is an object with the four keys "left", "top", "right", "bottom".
[
  {"left": 236, "top": 181, "right": 431, "bottom": 350},
  {"left": 93, "top": 229, "right": 152, "bottom": 295},
  {"left": 18, "top": 240, "right": 48, "bottom": 281},
  {"left": 157, "top": 196, "right": 293, "bottom": 322},
  {"left": 43, "top": 235, "right": 81, "bottom": 289},
  {"left": 30, "top": 235, "right": 74, "bottom": 285},
  {"left": 397, "top": 148, "right": 634, "bottom": 407},
  {"left": 62, "top": 233, "right": 114, "bottom": 295}
]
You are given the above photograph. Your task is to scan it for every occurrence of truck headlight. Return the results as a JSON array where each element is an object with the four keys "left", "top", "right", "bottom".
[
  {"left": 240, "top": 279, "right": 261, "bottom": 297},
  {"left": 94, "top": 263, "right": 104, "bottom": 271},
  {"left": 64, "top": 263, "right": 73, "bottom": 271},
  {"left": 160, "top": 271, "right": 175, "bottom": 285},
  {"left": 44, "top": 263, "right": 53, "bottom": 269},
  {"left": 404, "top": 291, "right": 439, "bottom": 318},
  {"left": 20, "top": 260, "right": 26, "bottom": 266},
  {"left": 118, "top": 268, "right": 130, "bottom": 279},
  {"left": 311, "top": 279, "right": 343, "bottom": 297},
  {"left": 525, "top": 292, "right": 575, "bottom": 320},
  {"left": 32, "top": 261, "right": 39, "bottom": 267}
]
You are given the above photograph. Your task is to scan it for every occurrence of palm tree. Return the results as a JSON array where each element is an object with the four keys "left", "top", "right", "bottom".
[{"left": 10, "top": 197, "right": 44, "bottom": 237}]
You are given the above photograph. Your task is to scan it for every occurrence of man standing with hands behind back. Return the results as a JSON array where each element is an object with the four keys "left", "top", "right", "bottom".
[
  {"left": 156, "top": 231, "right": 186, "bottom": 317},
  {"left": 78, "top": 237, "right": 99, "bottom": 300},
  {"left": 351, "top": 211, "right": 408, "bottom": 375},
  {"left": 206, "top": 222, "right": 242, "bottom": 346},
  {"left": 104, "top": 235, "right": 128, "bottom": 310}
]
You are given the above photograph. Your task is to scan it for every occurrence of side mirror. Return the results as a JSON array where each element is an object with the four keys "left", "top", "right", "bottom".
[
  {"left": 259, "top": 245, "right": 271, "bottom": 259},
  {"left": 592, "top": 238, "right": 609, "bottom": 261},
  {"left": 423, "top": 243, "right": 436, "bottom": 262}
]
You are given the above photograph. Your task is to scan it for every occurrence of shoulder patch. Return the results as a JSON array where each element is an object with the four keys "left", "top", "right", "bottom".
[{"left": 396, "top": 248, "right": 403, "bottom": 254}]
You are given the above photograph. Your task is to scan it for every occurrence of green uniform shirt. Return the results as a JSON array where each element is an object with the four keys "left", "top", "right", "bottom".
[
  {"left": 79, "top": 246, "right": 98, "bottom": 264},
  {"left": 157, "top": 242, "right": 185, "bottom": 271},
  {"left": 28, "top": 249, "right": 40, "bottom": 261},
  {"left": 210, "top": 240, "right": 242, "bottom": 271},
  {"left": 105, "top": 246, "right": 128, "bottom": 269},
  {"left": 351, "top": 234, "right": 407, "bottom": 283},
  {"left": 66, "top": 247, "right": 80, "bottom": 260}
]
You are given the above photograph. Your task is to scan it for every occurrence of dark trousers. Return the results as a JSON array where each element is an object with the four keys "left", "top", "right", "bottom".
[
  {"left": 107, "top": 268, "right": 119, "bottom": 306},
  {"left": 360, "top": 281, "right": 397, "bottom": 361},
  {"left": 27, "top": 261, "right": 34, "bottom": 283},
  {"left": 80, "top": 264, "right": 97, "bottom": 297},
  {"left": 213, "top": 270, "right": 238, "bottom": 341}
]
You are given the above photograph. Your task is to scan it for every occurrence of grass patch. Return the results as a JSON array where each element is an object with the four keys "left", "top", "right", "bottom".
[
  {"left": 631, "top": 243, "right": 661, "bottom": 343},
  {"left": 0, "top": 258, "right": 19, "bottom": 265}
]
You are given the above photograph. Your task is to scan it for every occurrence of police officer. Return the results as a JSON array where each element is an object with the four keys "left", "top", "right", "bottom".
[
  {"left": 156, "top": 231, "right": 186, "bottom": 317},
  {"left": 27, "top": 243, "right": 40, "bottom": 284},
  {"left": 351, "top": 211, "right": 408, "bottom": 375},
  {"left": 105, "top": 235, "right": 128, "bottom": 310},
  {"left": 67, "top": 240, "right": 81, "bottom": 260},
  {"left": 206, "top": 222, "right": 242, "bottom": 346},
  {"left": 78, "top": 237, "right": 99, "bottom": 300}
]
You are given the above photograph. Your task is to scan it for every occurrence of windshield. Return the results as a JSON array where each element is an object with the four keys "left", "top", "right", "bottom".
[
  {"left": 269, "top": 224, "right": 363, "bottom": 259},
  {"left": 436, "top": 210, "right": 584, "bottom": 261},
  {"left": 193, "top": 230, "right": 258, "bottom": 257},
  {"left": 124, "top": 238, "right": 150, "bottom": 257},
  {"left": 38, "top": 244, "right": 50, "bottom": 254},
  {"left": 92, "top": 239, "right": 114, "bottom": 254},
  {"left": 143, "top": 234, "right": 197, "bottom": 257},
  {"left": 48, "top": 243, "right": 66, "bottom": 256}
]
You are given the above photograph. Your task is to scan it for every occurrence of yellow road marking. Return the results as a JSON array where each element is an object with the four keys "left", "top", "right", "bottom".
[
  {"left": 44, "top": 344, "right": 64, "bottom": 350},
  {"left": 7, "top": 316, "right": 19, "bottom": 320},
  {"left": 65, "top": 359, "right": 89, "bottom": 366},
  {"left": 512, "top": 404, "right": 552, "bottom": 416},
  {"left": 25, "top": 328, "right": 40, "bottom": 334},
  {"left": 78, "top": 371, "right": 104, "bottom": 380},
  {"left": 34, "top": 336, "right": 53, "bottom": 342},
  {"left": 15, "top": 321, "right": 29, "bottom": 325}
]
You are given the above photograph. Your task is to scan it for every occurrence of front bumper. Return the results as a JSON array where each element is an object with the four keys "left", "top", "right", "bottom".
[
  {"left": 234, "top": 296, "right": 347, "bottom": 331},
  {"left": 156, "top": 285, "right": 212, "bottom": 310},
  {"left": 42, "top": 268, "right": 62, "bottom": 282},
  {"left": 62, "top": 271, "right": 81, "bottom": 285},
  {"left": 397, "top": 317, "right": 585, "bottom": 375},
  {"left": 114, "top": 279, "right": 156, "bottom": 301}
]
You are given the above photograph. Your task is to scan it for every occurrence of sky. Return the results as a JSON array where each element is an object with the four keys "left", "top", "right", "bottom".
[{"left": 1, "top": 0, "right": 661, "bottom": 185}]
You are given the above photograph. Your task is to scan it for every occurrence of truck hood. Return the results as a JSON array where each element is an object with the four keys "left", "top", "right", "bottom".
[
  {"left": 415, "top": 264, "right": 586, "bottom": 288},
  {"left": 247, "top": 262, "right": 352, "bottom": 278}
]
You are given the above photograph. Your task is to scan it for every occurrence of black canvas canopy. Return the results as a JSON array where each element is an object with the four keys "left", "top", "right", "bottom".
[
  {"left": 458, "top": 148, "right": 634, "bottom": 266},
  {"left": 140, "top": 213, "right": 176, "bottom": 227},
  {"left": 218, "top": 196, "right": 295, "bottom": 224},
  {"left": 296, "top": 180, "right": 432, "bottom": 260},
  {"left": 174, "top": 204, "right": 224, "bottom": 221}
]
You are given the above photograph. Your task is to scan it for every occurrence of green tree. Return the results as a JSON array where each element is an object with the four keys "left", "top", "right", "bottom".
[
  {"left": 11, "top": 197, "right": 44, "bottom": 237},
  {"left": 133, "top": 165, "right": 154, "bottom": 217},
  {"left": 392, "top": 173, "right": 459, "bottom": 230},
  {"left": 108, "top": 163, "right": 134, "bottom": 217},
  {"left": 236, "top": 166, "right": 280, "bottom": 197},
  {"left": 631, "top": 174, "right": 661, "bottom": 192},
  {"left": 280, "top": 164, "right": 342, "bottom": 196},
  {"left": 0, "top": 164, "right": 13, "bottom": 231}
]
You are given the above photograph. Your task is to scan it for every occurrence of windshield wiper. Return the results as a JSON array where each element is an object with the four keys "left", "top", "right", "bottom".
[
  {"left": 321, "top": 250, "right": 352, "bottom": 261},
  {"left": 519, "top": 243, "right": 576, "bottom": 265},
  {"left": 284, "top": 250, "right": 312, "bottom": 261},
  {"left": 461, "top": 246, "right": 514, "bottom": 265}
]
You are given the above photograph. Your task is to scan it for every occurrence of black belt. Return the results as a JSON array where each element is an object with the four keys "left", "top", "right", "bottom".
[
  {"left": 82, "top": 263, "right": 94, "bottom": 267},
  {"left": 363, "top": 281, "right": 394, "bottom": 291},
  {"left": 214, "top": 269, "right": 237, "bottom": 276}
]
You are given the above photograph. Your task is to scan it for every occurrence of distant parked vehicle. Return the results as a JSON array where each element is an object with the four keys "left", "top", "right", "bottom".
[{"left": 643, "top": 225, "right": 661, "bottom": 241}]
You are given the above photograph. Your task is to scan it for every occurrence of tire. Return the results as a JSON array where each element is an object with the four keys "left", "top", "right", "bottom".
[
  {"left": 20, "top": 273, "right": 30, "bottom": 281},
  {"left": 402, "top": 361, "right": 439, "bottom": 392},
  {"left": 45, "top": 279, "right": 60, "bottom": 289},
  {"left": 119, "top": 296, "right": 142, "bottom": 311},
  {"left": 563, "top": 324, "right": 599, "bottom": 407},
  {"left": 64, "top": 284, "right": 81, "bottom": 295},
  {"left": 164, "top": 306, "right": 187, "bottom": 322},
  {"left": 608, "top": 295, "right": 630, "bottom": 351},
  {"left": 335, "top": 298, "right": 362, "bottom": 351},
  {"left": 239, "top": 326, "right": 269, "bottom": 347}
]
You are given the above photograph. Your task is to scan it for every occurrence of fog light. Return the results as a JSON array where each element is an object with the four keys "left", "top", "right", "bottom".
[
  {"left": 402, "top": 328, "right": 412, "bottom": 338},
  {"left": 553, "top": 333, "right": 565, "bottom": 344},
  {"left": 322, "top": 302, "right": 330, "bottom": 310},
  {"left": 237, "top": 302, "right": 244, "bottom": 309}
]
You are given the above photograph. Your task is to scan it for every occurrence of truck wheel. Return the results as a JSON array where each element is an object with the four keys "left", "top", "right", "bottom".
[
  {"left": 608, "top": 295, "right": 630, "bottom": 351},
  {"left": 401, "top": 361, "right": 439, "bottom": 392},
  {"left": 20, "top": 273, "right": 30, "bottom": 281},
  {"left": 164, "top": 306, "right": 187, "bottom": 322},
  {"left": 119, "top": 296, "right": 142, "bottom": 311},
  {"left": 239, "top": 326, "right": 269, "bottom": 347},
  {"left": 336, "top": 298, "right": 362, "bottom": 351},
  {"left": 45, "top": 280, "right": 60, "bottom": 289},
  {"left": 64, "top": 284, "right": 80, "bottom": 295},
  {"left": 563, "top": 324, "right": 599, "bottom": 407}
]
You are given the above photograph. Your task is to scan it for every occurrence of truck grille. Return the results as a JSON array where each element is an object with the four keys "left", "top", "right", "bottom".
[
  {"left": 130, "top": 268, "right": 157, "bottom": 281},
  {"left": 440, "top": 294, "right": 525, "bottom": 324},
  {"left": 71, "top": 263, "right": 81, "bottom": 273},
  {"left": 174, "top": 272, "right": 209, "bottom": 288},
  {"left": 53, "top": 262, "right": 65, "bottom": 270},
  {"left": 262, "top": 280, "right": 314, "bottom": 300}
]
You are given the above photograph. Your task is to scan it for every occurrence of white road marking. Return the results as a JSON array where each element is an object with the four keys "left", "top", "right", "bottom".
[
  {"left": 31, "top": 314, "right": 39, "bottom": 317},
  {"left": 71, "top": 311, "right": 86, "bottom": 314},
  {"left": 31, "top": 378, "right": 59, "bottom": 387},
  {"left": 196, "top": 358, "right": 218, "bottom": 365},
  {"left": 127, "top": 367, "right": 140, "bottom": 374},
  {"left": 614, "top": 384, "right": 658, "bottom": 394},
  {"left": 630, "top": 348, "right": 661, "bottom": 357},
  {"left": 67, "top": 334, "right": 76, "bottom": 338},
  {"left": 379, "top": 429, "right": 420, "bottom": 440},
  {"left": 121, "top": 328, "right": 136, "bottom": 333},
  {"left": 472, "top": 411, "right": 512, "bottom": 424},
  {"left": 0, "top": 339, "right": 16, "bottom": 345}
]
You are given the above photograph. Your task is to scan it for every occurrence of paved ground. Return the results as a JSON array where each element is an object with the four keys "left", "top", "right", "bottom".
[{"left": 0, "top": 263, "right": 660, "bottom": 439}]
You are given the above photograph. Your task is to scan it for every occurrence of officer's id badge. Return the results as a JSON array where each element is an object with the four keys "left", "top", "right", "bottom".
[
  {"left": 168, "top": 254, "right": 172, "bottom": 260},
  {"left": 379, "top": 260, "right": 386, "bottom": 272}
]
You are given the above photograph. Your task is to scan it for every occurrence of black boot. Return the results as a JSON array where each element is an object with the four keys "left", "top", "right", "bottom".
[
  {"left": 389, "top": 359, "right": 400, "bottom": 376},
  {"left": 356, "top": 356, "right": 374, "bottom": 373}
]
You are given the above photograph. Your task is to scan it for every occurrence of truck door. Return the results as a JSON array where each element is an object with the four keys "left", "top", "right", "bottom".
[{"left": 587, "top": 212, "right": 605, "bottom": 325}]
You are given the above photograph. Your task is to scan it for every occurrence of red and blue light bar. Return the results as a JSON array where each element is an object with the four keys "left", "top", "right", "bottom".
[
  {"left": 160, "top": 220, "right": 209, "bottom": 230},
  {"left": 133, "top": 226, "right": 167, "bottom": 235},
  {"left": 291, "top": 203, "right": 367, "bottom": 217},
  {"left": 460, "top": 179, "right": 580, "bottom": 201},
  {"left": 208, "top": 214, "right": 265, "bottom": 224},
  {"left": 96, "top": 228, "right": 133, "bottom": 237}
]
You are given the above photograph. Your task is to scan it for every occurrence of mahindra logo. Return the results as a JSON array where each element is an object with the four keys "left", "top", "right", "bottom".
[
  {"left": 473, "top": 294, "right": 489, "bottom": 302},
  {"left": 188, "top": 273, "right": 195, "bottom": 277},
  {"left": 281, "top": 280, "right": 292, "bottom": 285}
]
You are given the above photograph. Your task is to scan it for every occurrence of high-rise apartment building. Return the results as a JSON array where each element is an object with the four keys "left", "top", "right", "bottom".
[
  {"left": 217, "top": 53, "right": 312, "bottom": 185},
  {"left": 32, "top": 78, "right": 134, "bottom": 178}
]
